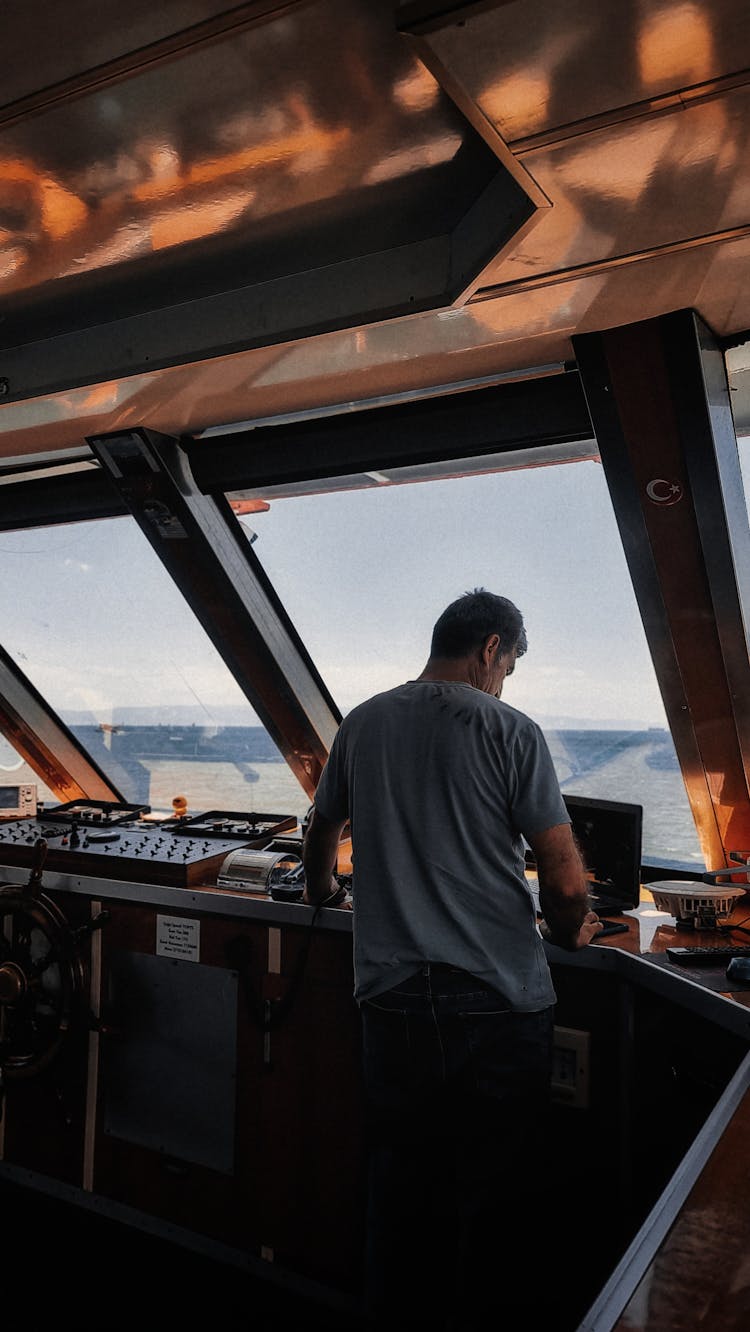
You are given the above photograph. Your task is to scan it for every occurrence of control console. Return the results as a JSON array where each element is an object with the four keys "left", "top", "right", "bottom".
[
  {"left": 164, "top": 810, "right": 297, "bottom": 840},
  {"left": 42, "top": 799, "right": 150, "bottom": 826},
  {"left": 0, "top": 803, "right": 301, "bottom": 888}
]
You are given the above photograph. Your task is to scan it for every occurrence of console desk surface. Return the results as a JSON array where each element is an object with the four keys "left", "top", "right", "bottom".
[
  {"left": 586, "top": 889, "right": 750, "bottom": 1009},
  {"left": 577, "top": 890, "right": 750, "bottom": 1332}
]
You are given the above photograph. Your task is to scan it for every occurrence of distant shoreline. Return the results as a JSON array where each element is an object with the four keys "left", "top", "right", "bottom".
[{"left": 61, "top": 721, "right": 677, "bottom": 772}]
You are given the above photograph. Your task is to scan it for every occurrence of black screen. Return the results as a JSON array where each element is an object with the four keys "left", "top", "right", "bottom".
[
  {"left": 563, "top": 794, "right": 642, "bottom": 910},
  {"left": 0, "top": 787, "right": 19, "bottom": 810}
]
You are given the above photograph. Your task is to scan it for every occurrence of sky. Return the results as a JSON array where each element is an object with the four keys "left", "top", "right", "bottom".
[
  {"left": 246, "top": 457, "right": 675, "bottom": 727},
  {"left": 0, "top": 453, "right": 704, "bottom": 731}
]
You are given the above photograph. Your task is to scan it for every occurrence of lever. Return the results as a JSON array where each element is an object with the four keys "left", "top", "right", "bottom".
[
  {"left": 72, "top": 911, "right": 111, "bottom": 944},
  {"left": 27, "top": 838, "right": 48, "bottom": 898}
]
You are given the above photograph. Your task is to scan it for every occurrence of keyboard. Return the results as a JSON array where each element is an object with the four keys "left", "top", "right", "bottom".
[{"left": 665, "top": 945, "right": 750, "bottom": 966}]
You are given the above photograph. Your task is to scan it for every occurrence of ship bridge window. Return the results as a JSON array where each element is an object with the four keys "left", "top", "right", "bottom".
[
  {"left": 0, "top": 515, "right": 308, "bottom": 819},
  {"left": 232, "top": 456, "right": 702, "bottom": 868},
  {"left": 727, "top": 343, "right": 750, "bottom": 453},
  {"left": 0, "top": 737, "right": 56, "bottom": 807}
]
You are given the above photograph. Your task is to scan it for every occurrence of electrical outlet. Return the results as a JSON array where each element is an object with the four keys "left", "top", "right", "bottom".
[{"left": 551, "top": 1026, "right": 590, "bottom": 1108}]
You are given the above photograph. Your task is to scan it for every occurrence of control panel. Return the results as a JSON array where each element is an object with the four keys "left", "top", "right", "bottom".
[
  {"left": 165, "top": 810, "right": 297, "bottom": 841},
  {"left": 0, "top": 803, "right": 301, "bottom": 888},
  {"left": 42, "top": 799, "right": 150, "bottom": 826}
]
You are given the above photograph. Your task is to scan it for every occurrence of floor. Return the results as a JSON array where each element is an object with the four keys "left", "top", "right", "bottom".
[{"left": 2, "top": 1180, "right": 367, "bottom": 1330}]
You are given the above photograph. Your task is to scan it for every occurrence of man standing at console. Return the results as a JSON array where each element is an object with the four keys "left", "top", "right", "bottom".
[{"left": 302, "top": 589, "right": 601, "bottom": 1330}]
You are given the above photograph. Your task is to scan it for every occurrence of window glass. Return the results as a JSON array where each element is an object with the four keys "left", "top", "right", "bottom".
[
  {"left": 0, "top": 738, "right": 56, "bottom": 807},
  {"left": 738, "top": 438, "right": 750, "bottom": 503},
  {"left": 0, "top": 517, "right": 308, "bottom": 819},
  {"left": 238, "top": 458, "right": 702, "bottom": 867}
]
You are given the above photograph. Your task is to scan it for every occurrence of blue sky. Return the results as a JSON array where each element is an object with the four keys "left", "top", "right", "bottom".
[{"left": 249, "top": 458, "right": 669, "bottom": 727}]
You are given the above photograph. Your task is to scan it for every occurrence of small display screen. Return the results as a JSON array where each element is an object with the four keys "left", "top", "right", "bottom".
[
  {"left": 563, "top": 794, "right": 643, "bottom": 909},
  {"left": 0, "top": 787, "right": 20, "bottom": 810}
]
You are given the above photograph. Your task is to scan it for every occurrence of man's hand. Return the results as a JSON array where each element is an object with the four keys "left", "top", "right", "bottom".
[
  {"left": 530, "top": 823, "right": 599, "bottom": 950},
  {"left": 301, "top": 879, "right": 353, "bottom": 910},
  {"left": 301, "top": 874, "right": 338, "bottom": 906},
  {"left": 573, "top": 909, "right": 603, "bottom": 948},
  {"left": 301, "top": 874, "right": 353, "bottom": 909},
  {"left": 540, "top": 908, "right": 602, "bottom": 949},
  {"left": 302, "top": 809, "right": 348, "bottom": 905}
]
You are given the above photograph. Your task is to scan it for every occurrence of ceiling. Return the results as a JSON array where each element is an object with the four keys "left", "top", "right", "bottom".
[{"left": 1, "top": 0, "right": 750, "bottom": 462}]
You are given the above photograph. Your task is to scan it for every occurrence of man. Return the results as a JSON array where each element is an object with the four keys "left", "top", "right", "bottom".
[{"left": 302, "top": 589, "right": 601, "bottom": 1330}]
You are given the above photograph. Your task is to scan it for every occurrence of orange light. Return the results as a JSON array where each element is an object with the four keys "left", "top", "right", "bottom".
[
  {"left": 229, "top": 499, "right": 270, "bottom": 514},
  {"left": 480, "top": 71, "right": 551, "bottom": 140},
  {"left": 149, "top": 192, "right": 251, "bottom": 252},
  {"left": 0, "top": 158, "right": 89, "bottom": 240},
  {"left": 131, "top": 126, "right": 350, "bottom": 205},
  {"left": 638, "top": 2, "right": 714, "bottom": 90}
]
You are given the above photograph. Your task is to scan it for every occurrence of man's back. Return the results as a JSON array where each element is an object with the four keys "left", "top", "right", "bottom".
[
  {"left": 314, "top": 679, "right": 568, "bottom": 1005},
  {"left": 303, "top": 589, "right": 601, "bottom": 1331}
]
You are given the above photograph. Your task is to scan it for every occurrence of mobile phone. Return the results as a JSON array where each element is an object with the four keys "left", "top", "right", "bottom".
[{"left": 596, "top": 920, "right": 629, "bottom": 938}]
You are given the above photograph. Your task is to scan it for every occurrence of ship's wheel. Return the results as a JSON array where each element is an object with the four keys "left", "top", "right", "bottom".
[{"left": 0, "top": 842, "right": 88, "bottom": 1079}]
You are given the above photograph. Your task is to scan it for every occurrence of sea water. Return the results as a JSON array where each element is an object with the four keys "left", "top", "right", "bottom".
[
  {"left": 0, "top": 728, "right": 704, "bottom": 867},
  {"left": 125, "top": 731, "right": 706, "bottom": 867}
]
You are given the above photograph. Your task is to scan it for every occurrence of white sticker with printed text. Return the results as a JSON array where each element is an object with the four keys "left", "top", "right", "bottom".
[{"left": 156, "top": 914, "right": 200, "bottom": 961}]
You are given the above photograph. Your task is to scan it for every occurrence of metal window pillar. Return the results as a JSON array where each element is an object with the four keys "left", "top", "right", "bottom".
[
  {"left": 88, "top": 429, "right": 341, "bottom": 798},
  {"left": 574, "top": 310, "right": 750, "bottom": 869},
  {"left": 0, "top": 645, "right": 123, "bottom": 802}
]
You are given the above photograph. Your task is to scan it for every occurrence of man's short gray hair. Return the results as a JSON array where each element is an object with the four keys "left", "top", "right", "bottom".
[{"left": 430, "top": 588, "right": 527, "bottom": 660}]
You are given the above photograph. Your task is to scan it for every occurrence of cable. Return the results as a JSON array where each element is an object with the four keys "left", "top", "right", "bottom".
[
  {"left": 718, "top": 915, "right": 750, "bottom": 937},
  {"left": 228, "top": 880, "right": 350, "bottom": 1037}
]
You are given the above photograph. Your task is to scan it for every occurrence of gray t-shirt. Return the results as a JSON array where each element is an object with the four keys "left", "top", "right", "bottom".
[{"left": 314, "top": 680, "right": 569, "bottom": 1009}]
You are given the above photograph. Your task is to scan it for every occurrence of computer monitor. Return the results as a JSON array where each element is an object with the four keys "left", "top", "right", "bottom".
[{"left": 563, "top": 794, "right": 643, "bottom": 913}]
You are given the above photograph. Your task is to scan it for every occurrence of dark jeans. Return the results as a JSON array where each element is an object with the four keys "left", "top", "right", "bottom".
[{"left": 360, "top": 963, "right": 554, "bottom": 1331}]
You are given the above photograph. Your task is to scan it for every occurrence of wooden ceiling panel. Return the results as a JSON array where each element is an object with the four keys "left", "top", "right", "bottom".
[
  {"left": 1, "top": 1, "right": 750, "bottom": 456},
  {"left": 3, "top": 232, "right": 750, "bottom": 457},
  {"left": 419, "top": 0, "right": 750, "bottom": 144},
  {"left": 484, "top": 86, "right": 750, "bottom": 287}
]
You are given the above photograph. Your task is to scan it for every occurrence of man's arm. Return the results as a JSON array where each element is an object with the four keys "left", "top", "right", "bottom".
[
  {"left": 302, "top": 807, "right": 348, "bottom": 906},
  {"left": 529, "top": 823, "right": 603, "bottom": 950}
]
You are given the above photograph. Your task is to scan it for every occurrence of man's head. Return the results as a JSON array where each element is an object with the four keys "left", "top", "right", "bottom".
[{"left": 426, "top": 588, "right": 527, "bottom": 698}]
